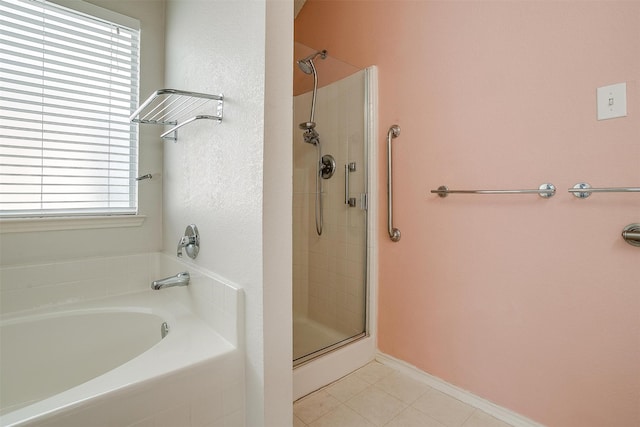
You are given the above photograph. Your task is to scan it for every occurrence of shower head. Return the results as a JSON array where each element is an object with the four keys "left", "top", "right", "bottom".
[
  {"left": 297, "top": 60, "right": 314, "bottom": 75},
  {"left": 296, "top": 50, "right": 327, "bottom": 74}
]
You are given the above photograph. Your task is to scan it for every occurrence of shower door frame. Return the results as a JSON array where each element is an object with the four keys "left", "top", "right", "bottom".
[{"left": 293, "top": 66, "right": 378, "bottom": 400}]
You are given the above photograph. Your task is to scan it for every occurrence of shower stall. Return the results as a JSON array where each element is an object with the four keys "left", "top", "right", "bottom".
[{"left": 292, "top": 43, "right": 377, "bottom": 397}]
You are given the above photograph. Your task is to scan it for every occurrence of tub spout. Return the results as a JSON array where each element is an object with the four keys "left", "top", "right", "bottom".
[{"left": 151, "top": 272, "right": 190, "bottom": 290}]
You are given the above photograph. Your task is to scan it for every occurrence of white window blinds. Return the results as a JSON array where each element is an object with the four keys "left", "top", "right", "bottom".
[{"left": 0, "top": 0, "right": 140, "bottom": 217}]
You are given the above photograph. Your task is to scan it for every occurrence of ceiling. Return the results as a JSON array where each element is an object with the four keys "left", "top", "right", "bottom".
[{"left": 294, "top": 0, "right": 307, "bottom": 17}]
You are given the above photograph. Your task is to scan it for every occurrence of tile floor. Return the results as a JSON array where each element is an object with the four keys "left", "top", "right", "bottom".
[{"left": 293, "top": 361, "right": 514, "bottom": 427}]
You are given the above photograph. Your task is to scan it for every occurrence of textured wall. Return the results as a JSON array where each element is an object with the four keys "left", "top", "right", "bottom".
[
  {"left": 296, "top": 1, "right": 640, "bottom": 426},
  {"left": 164, "top": 0, "right": 292, "bottom": 425}
]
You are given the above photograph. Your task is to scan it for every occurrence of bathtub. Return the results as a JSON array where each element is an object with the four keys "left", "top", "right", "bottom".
[{"left": 0, "top": 283, "right": 244, "bottom": 427}]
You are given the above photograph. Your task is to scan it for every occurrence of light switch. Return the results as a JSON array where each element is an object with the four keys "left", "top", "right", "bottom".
[{"left": 597, "top": 82, "right": 627, "bottom": 120}]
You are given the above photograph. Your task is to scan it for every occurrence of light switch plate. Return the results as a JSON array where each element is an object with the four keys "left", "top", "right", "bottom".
[{"left": 597, "top": 82, "right": 627, "bottom": 120}]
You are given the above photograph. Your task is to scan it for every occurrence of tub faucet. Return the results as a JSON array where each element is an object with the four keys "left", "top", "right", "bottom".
[{"left": 151, "top": 272, "right": 190, "bottom": 290}]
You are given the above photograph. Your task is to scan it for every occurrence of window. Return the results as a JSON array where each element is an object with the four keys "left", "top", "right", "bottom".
[{"left": 0, "top": 0, "right": 140, "bottom": 217}]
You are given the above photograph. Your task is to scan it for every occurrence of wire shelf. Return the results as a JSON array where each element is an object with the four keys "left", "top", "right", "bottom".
[{"left": 130, "top": 89, "right": 224, "bottom": 141}]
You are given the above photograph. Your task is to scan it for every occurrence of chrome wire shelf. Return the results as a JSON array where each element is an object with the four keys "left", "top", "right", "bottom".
[{"left": 129, "top": 89, "right": 224, "bottom": 141}]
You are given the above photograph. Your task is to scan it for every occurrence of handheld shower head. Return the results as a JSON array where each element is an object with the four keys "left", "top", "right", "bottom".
[
  {"left": 296, "top": 50, "right": 327, "bottom": 74},
  {"left": 297, "top": 60, "right": 314, "bottom": 75},
  {"left": 297, "top": 49, "right": 327, "bottom": 141}
]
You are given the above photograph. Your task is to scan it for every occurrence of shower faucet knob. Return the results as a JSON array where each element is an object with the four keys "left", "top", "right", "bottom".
[
  {"left": 177, "top": 224, "right": 200, "bottom": 259},
  {"left": 320, "top": 155, "right": 336, "bottom": 179}
]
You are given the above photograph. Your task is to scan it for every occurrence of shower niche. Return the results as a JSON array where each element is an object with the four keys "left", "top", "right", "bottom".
[{"left": 293, "top": 45, "right": 372, "bottom": 367}]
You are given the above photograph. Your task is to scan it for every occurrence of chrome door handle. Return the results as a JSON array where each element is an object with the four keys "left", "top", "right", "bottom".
[
  {"left": 345, "top": 162, "right": 356, "bottom": 207},
  {"left": 387, "top": 125, "right": 401, "bottom": 242}
]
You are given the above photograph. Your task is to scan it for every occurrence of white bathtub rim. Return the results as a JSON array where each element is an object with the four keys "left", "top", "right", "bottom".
[
  {"left": 1, "top": 305, "right": 166, "bottom": 327},
  {"left": 0, "top": 289, "right": 236, "bottom": 427}
]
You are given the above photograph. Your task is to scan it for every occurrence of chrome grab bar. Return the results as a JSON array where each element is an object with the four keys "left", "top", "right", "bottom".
[
  {"left": 431, "top": 183, "right": 556, "bottom": 198},
  {"left": 387, "top": 125, "right": 401, "bottom": 242},
  {"left": 569, "top": 183, "right": 640, "bottom": 198},
  {"left": 345, "top": 162, "right": 356, "bottom": 207}
]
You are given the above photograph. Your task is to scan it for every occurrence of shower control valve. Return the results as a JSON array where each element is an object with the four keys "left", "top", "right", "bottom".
[
  {"left": 177, "top": 224, "right": 200, "bottom": 259},
  {"left": 320, "top": 154, "right": 336, "bottom": 179}
]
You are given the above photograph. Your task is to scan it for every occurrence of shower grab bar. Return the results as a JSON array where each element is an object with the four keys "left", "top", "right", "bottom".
[
  {"left": 345, "top": 162, "right": 356, "bottom": 207},
  {"left": 568, "top": 183, "right": 640, "bottom": 198},
  {"left": 431, "top": 183, "right": 556, "bottom": 198},
  {"left": 387, "top": 125, "right": 401, "bottom": 242}
]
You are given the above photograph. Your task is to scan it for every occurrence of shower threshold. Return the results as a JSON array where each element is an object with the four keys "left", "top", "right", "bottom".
[{"left": 293, "top": 314, "right": 367, "bottom": 367}]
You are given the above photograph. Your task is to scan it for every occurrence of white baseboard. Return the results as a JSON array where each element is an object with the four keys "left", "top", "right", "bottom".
[{"left": 375, "top": 352, "right": 545, "bottom": 427}]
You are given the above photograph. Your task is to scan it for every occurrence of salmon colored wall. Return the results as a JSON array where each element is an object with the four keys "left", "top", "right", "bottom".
[{"left": 295, "top": 1, "right": 640, "bottom": 426}]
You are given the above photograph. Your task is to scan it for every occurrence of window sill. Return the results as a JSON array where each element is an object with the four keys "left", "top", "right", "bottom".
[{"left": 0, "top": 215, "right": 146, "bottom": 234}]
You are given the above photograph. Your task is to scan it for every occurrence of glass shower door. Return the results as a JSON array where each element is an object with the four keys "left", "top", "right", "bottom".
[{"left": 292, "top": 49, "right": 368, "bottom": 365}]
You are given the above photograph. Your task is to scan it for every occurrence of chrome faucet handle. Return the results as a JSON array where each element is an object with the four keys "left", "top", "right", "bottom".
[
  {"left": 177, "top": 224, "right": 199, "bottom": 259},
  {"left": 176, "top": 235, "right": 189, "bottom": 257}
]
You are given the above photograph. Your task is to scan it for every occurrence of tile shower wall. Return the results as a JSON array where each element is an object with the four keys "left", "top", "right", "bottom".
[
  {"left": 293, "top": 165, "right": 310, "bottom": 317},
  {"left": 293, "top": 70, "right": 367, "bottom": 337}
]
